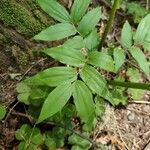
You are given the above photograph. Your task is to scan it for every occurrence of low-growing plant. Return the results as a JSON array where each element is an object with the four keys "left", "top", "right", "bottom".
[{"left": 15, "top": 0, "right": 150, "bottom": 149}]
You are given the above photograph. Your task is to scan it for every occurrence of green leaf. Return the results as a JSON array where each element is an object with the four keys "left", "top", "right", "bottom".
[
  {"left": 129, "top": 46, "right": 149, "bottom": 76},
  {"left": 84, "top": 29, "right": 100, "bottom": 51},
  {"left": 45, "top": 137, "right": 56, "bottom": 150},
  {"left": 113, "top": 47, "right": 125, "bottom": 71},
  {"left": 64, "top": 36, "right": 85, "bottom": 50},
  {"left": 112, "top": 90, "right": 128, "bottom": 105},
  {"left": 73, "top": 80, "right": 95, "bottom": 126},
  {"left": 43, "top": 46, "right": 85, "bottom": 67},
  {"left": 18, "top": 142, "right": 37, "bottom": 150},
  {"left": 18, "top": 141, "right": 26, "bottom": 150},
  {"left": 71, "top": 0, "right": 91, "bottom": 23},
  {"left": 134, "top": 14, "right": 150, "bottom": 48},
  {"left": 15, "top": 124, "right": 31, "bottom": 140},
  {"left": 80, "top": 65, "right": 111, "bottom": 101},
  {"left": 34, "top": 23, "right": 77, "bottom": 41},
  {"left": 127, "top": 68, "right": 145, "bottom": 100},
  {"left": 38, "top": 82, "right": 73, "bottom": 123},
  {"left": 25, "top": 67, "right": 77, "bottom": 87},
  {"left": 16, "top": 83, "right": 31, "bottom": 105},
  {"left": 31, "top": 128, "right": 43, "bottom": 145},
  {"left": 78, "top": 7, "right": 101, "bottom": 36},
  {"left": 0, "top": 104, "right": 6, "bottom": 120},
  {"left": 88, "top": 51, "right": 115, "bottom": 72},
  {"left": 94, "top": 96, "right": 105, "bottom": 116},
  {"left": 68, "top": 134, "right": 90, "bottom": 148},
  {"left": 121, "top": 21, "right": 133, "bottom": 48},
  {"left": 37, "top": 0, "right": 70, "bottom": 22},
  {"left": 72, "top": 146, "right": 88, "bottom": 150}
]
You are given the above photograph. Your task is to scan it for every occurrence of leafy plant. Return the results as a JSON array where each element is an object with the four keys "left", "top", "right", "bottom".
[
  {"left": 16, "top": 0, "right": 150, "bottom": 149},
  {"left": 0, "top": 104, "right": 6, "bottom": 120}
]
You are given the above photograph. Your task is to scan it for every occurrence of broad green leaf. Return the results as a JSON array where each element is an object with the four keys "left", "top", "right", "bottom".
[
  {"left": 25, "top": 67, "right": 77, "bottom": 87},
  {"left": 121, "top": 21, "right": 133, "bottom": 48},
  {"left": 18, "top": 141, "right": 26, "bottom": 150},
  {"left": 88, "top": 51, "right": 115, "bottom": 72},
  {"left": 134, "top": 14, "right": 150, "bottom": 47},
  {"left": 80, "top": 65, "right": 112, "bottom": 101},
  {"left": 72, "top": 146, "right": 87, "bottom": 150},
  {"left": 112, "top": 90, "right": 128, "bottom": 105},
  {"left": 18, "top": 142, "right": 37, "bottom": 150},
  {"left": 113, "top": 47, "right": 125, "bottom": 72},
  {"left": 84, "top": 29, "right": 100, "bottom": 51},
  {"left": 38, "top": 82, "right": 73, "bottom": 123},
  {"left": 143, "top": 30, "right": 150, "bottom": 50},
  {"left": 94, "top": 96, "right": 105, "bottom": 116},
  {"left": 73, "top": 80, "right": 95, "bottom": 126},
  {"left": 0, "top": 104, "right": 6, "bottom": 120},
  {"left": 64, "top": 36, "right": 85, "bottom": 50},
  {"left": 45, "top": 137, "right": 56, "bottom": 150},
  {"left": 34, "top": 23, "right": 77, "bottom": 41},
  {"left": 127, "top": 68, "right": 145, "bottom": 100},
  {"left": 15, "top": 124, "right": 31, "bottom": 140},
  {"left": 129, "top": 46, "right": 149, "bottom": 76},
  {"left": 78, "top": 7, "right": 101, "bottom": 36},
  {"left": 31, "top": 128, "right": 43, "bottom": 145},
  {"left": 37, "top": 0, "right": 70, "bottom": 22},
  {"left": 71, "top": 0, "right": 91, "bottom": 23},
  {"left": 68, "top": 134, "right": 90, "bottom": 148},
  {"left": 43, "top": 46, "right": 85, "bottom": 67},
  {"left": 16, "top": 83, "right": 31, "bottom": 105}
]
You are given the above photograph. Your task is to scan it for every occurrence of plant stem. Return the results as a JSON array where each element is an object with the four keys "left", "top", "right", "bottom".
[
  {"left": 108, "top": 80, "right": 150, "bottom": 90},
  {"left": 98, "top": 0, "right": 120, "bottom": 51}
]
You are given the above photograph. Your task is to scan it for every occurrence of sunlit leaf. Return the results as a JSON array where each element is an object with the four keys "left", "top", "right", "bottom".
[
  {"left": 37, "top": 0, "right": 71, "bottom": 22},
  {"left": 78, "top": 7, "right": 101, "bottom": 36},
  {"left": 43, "top": 46, "right": 85, "bottom": 67},
  {"left": 134, "top": 14, "right": 150, "bottom": 48},
  {"left": 38, "top": 82, "right": 73, "bottom": 123},
  {"left": 34, "top": 23, "right": 77, "bottom": 41},
  {"left": 71, "top": 0, "right": 91, "bottom": 23},
  {"left": 80, "top": 65, "right": 112, "bottom": 101},
  {"left": 113, "top": 47, "right": 125, "bottom": 71},
  {"left": 129, "top": 46, "right": 149, "bottom": 76},
  {"left": 25, "top": 67, "right": 77, "bottom": 87},
  {"left": 84, "top": 29, "right": 100, "bottom": 51},
  {"left": 64, "top": 36, "right": 85, "bottom": 50},
  {"left": 73, "top": 80, "right": 95, "bottom": 126},
  {"left": 121, "top": 21, "right": 133, "bottom": 48},
  {"left": 88, "top": 51, "right": 115, "bottom": 72}
]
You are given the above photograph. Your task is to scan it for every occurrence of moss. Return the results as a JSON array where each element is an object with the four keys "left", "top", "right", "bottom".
[
  {"left": 12, "top": 45, "right": 30, "bottom": 67},
  {"left": 0, "top": 0, "right": 50, "bottom": 37}
]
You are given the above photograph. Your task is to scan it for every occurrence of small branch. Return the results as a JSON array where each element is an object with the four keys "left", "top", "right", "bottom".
[
  {"left": 98, "top": 0, "right": 120, "bottom": 51},
  {"left": 108, "top": 80, "right": 150, "bottom": 90}
]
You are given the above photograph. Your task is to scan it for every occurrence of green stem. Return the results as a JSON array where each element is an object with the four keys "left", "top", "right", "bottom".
[
  {"left": 108, "top": 80, "right": 150, "bottom": 90},
  {"left": 98, "top": 0, "right": 120, "bottom": 51}
]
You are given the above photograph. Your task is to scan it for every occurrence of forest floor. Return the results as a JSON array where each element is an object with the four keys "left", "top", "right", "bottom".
[{"left": 0, "top": 0, "right": 150, "bottom": 150}]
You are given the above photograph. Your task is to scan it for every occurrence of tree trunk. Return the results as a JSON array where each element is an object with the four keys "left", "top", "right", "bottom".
[{"left": 0, "top": 0, "right": 52, "bottom": 70}]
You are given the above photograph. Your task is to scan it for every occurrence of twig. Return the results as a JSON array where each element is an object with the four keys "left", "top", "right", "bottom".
[
  {"left": 108, "top": 80, "right": 150, "bottom": 90},
  {"left": 113, "top": 110, "right": 130, "bottom": 150},
  {"left": 129, "top": 101, "right": 150, "bottom": 104},
  {"left": 4, "top": 101, "right": 19, "bottom": 123},
  {"left": 146, "top": 0, "right": 149, "bottom": 10}
]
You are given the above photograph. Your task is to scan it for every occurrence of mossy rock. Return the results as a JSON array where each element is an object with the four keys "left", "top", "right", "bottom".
[{"left": 0, "top": 0, "right": 51, "bottom": 37}]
